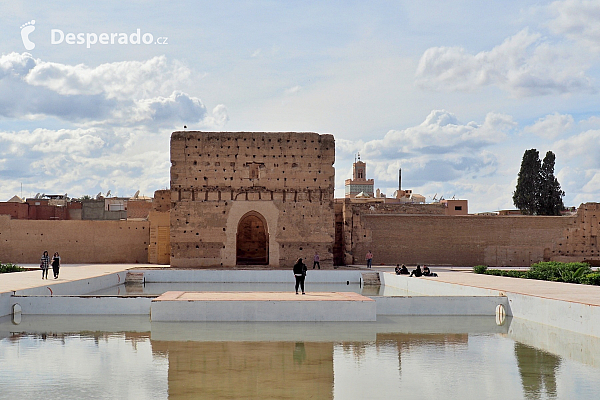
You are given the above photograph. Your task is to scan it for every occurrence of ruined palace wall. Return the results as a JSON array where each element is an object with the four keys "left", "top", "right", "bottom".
[
  {"left": 346, "top": 212, "right": 574, "bottom": 267},
  {"left": 0, "top": 215, "right": 149, "bottom": 263},
  {"left": 549, "top": 203, "right": 600, "bottom": 265},
  {"left": 170, "top": 132, "right": 335, "bottom": 268}
]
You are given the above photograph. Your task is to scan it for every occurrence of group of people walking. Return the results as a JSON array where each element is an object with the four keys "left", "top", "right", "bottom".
[{"left": 40, "top": 251, "right": 61, "bottom": 279}]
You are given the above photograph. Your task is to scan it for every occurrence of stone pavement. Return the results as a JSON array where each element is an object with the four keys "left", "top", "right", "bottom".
[
  {"left": 419, "top": 269, "right": 600, "bottom": 306},
  {"left": 0, "top": 264, "right": 139, "bottom": 294}
]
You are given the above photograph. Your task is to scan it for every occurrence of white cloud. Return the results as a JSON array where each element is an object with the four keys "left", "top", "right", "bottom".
[
  {"left": 285, "top": 85, "right": 302, "bottom": 95},
  {"left": 335, "top": 110, "right": 515, "bottom": 200},
  {"left": 548, "top": 0, "right": 600, "bottom": 52},
  {"left": 523, "top": 112, "right": 574, "bottom": 139},
  {"left": 0, "top": 53, "right": 228, "bottom": 200},
  {"left": 415, "top": 29, "right": 595, "bottom": 97},
  {"left": 24, "top": 55, "right": 192, "bottom": 99}
]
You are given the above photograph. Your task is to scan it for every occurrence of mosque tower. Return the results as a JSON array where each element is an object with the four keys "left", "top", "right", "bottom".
[{"left": 344, "top": 153, "right": 374, "bottom": 198}]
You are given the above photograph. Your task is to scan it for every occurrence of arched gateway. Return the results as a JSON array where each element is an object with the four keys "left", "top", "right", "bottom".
[{"left": 236, "top": 211, "right": 269, "bottom": 265}]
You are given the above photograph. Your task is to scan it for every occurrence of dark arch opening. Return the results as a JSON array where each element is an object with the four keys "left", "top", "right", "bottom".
[{"left": 236, "top": 211, "right": 269, "bottom": 265}]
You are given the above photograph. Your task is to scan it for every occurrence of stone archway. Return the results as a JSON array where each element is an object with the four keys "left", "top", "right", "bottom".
[{"left": 236, "top": 211, "right": 269, "bottom": 265}]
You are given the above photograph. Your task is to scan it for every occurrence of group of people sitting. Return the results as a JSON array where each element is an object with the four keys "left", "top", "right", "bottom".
[{"left": 395, "top": 264, "right": 437, "bottom": 277}]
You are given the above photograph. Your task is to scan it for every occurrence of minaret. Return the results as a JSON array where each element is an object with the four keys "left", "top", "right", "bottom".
[{"left": 345, "top": 153, "right": 374, "bottom": 198}]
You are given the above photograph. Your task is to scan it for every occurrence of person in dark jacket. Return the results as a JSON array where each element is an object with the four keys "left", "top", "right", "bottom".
[
  {"left": 40, "top": 250, "right": 50, "bottom": 280},
  {"left": 395, "top": 264, "right": 409, "bottom": 275},
  {"left": 293, "top": 258, "right": 307, "bottom": 295},
  {"left": 51, "top": 252, "right": 61, "bottom": 279},
  {"left": 409, "top": 265, "right": 422, "bottom": 277},
  {"left": 422, "top": 265, "right": 438, "bottom": 277}
]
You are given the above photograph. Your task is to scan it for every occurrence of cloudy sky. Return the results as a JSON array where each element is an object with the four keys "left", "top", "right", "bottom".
[{"left": 1, "top": 0, "right": 600, "bottom": 212}]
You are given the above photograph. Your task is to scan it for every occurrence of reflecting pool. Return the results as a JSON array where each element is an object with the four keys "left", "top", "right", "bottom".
[{"left": 1, "top": 315, "right": 599, "bottom": 399}]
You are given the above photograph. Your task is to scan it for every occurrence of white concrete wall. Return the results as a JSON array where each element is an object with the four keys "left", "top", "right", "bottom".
[
  {"left": 14, "top": 272, "right": 127, "bottom": 297},
  {"left": 381, "top": 273, "right": 502, "bottom": 296},
  {"left": 507, "top": 292, "right": 600, "bottom": 338},
  {"left": 11, "top": 296, "right": 151, "bottom": 315},
  {"left": 382, "top": 271, "right": 600, "bottom": 337},
  {"left": 134, "top": 269, "right": 363, "bottom": 284},
  {"left": 374, "top": 296, "right": 509, "bottom": 316},
  {"left": 150, "top": 297, "right": 376, "bottom": 322},
  {"left": 0, "top": 293, "right": 11, "bottom": 318}
]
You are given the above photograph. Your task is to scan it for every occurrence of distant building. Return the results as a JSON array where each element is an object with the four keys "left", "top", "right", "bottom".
[{"left": 344, "top": 154, "right": 374, "bottom": 198}]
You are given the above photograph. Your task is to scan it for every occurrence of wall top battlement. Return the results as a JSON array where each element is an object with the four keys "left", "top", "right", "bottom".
[{"left": 170, "top": 131, "right": 335, "bottom": 191}]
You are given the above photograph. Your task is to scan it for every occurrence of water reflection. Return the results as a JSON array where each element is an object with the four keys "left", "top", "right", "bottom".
[
  {"left": 1, "top": 315, "right": 600, "bottom": 400},
  {"left": 515, "top": 343, "right": 560, "bottom": 400},
  {"left": 151, "top": 340, "right": 334, "bottom": 399}
]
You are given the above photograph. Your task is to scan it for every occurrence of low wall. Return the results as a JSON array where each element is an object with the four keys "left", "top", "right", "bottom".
[
  {"left": 374, "top": 296, "right": 508, "bottom": 316},
  {"left": 382, "top": 272, "right": 600, "bottom": 337},
  {"left": 11, "top": 296, "right": 152, "bottom": 315},
  {"left": 352, "top": 214, "right": 573, "bottom": 267},
  {"left": 0, "top": 215, "right": 149, "bottom": 263},
  {"left": 134, "top": 269, "right": 363, "bottom": 283}
]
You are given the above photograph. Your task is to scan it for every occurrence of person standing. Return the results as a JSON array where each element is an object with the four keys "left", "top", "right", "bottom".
[
  {"left": 40, "top": 250, "right": 50, "bottom": 280},
  {"left": 313, "top": 251, "right": 320, "bottom": 269},
  {"left": 293, "top": 257, "right": 307, "bottom": 295},
  {"left": 51, "top": 252, "right": 61, "bottom": 279},
  {"left": 366, "top": 250, "right": 373, "bottom": 269}
]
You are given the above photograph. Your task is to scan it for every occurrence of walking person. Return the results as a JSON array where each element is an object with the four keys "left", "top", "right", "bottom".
[
  {"left": 366, "top": 250, "right": 373, "bottom": 269},
  {"left": 293, "top": 257, "right": 307, "bottom": 295},
  {"left": 313, "top": 251, "right": 320, "bottom": 269},
  {"left": 40, "top": 250, "right": 50, "bottom": 280},
  {"left": 51, "top": 252, "right": 61, "bottom": 279}
]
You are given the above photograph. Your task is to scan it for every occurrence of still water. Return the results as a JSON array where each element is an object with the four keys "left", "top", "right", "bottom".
[{"left": 1, "top": 315, "right": 599, "bottom": 399}]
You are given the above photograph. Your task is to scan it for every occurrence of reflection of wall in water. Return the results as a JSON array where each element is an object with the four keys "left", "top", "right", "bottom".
[
  {"left": 342, "top": 333, "right": 469, "bottom": 373},
  {"left": 151, "top": 341, "right": 333, "bottom": 399}
]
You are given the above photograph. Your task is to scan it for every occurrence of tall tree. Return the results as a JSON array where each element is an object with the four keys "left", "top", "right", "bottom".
[
  {"left": 538, "top": 151, "right": 565, "bottom": 215},
  {"left": 513, "top": 149, "right": 541, "bottom": 215}
]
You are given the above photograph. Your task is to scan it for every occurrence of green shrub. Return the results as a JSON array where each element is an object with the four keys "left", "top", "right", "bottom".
[
  {"left": 580, "top": 272, "right": 600, "bottom": 286},
  {"left": 473, "top": 265, "right": 488, "bottom": 274},
  {"left": 526, "top": 261, "right": 592, "bottom": 282},
  {"left": 0, "top": 263, "right": 25, "bottom": 273}
]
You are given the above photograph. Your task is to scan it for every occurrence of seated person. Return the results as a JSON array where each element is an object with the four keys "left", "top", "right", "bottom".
[
  {"left": 395, "top": 264, "right": 401, "bottom": 275},
  {"left": 422, "top": 265, "right": 438, "bottom": 277},
  {"left": 399, "top": 264, "right": 409, "bottom": 275},
  {"left": 409, "top": 265, "right": 422, "bottom": 277}
]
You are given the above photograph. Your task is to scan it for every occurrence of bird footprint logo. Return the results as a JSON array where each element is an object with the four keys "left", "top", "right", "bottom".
[{"left": 20, "top": 20, "right": 36, "bottom": 50}]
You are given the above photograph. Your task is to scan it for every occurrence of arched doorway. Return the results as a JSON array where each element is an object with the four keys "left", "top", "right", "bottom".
[{"left": 236, "top": 212, "right": 268, "bottom": 265}]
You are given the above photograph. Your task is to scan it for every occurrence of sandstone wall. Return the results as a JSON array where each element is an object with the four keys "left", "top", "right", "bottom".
[
  {"left": 550, "top": 203, "right": 600, "bottom": 265},
  {"left": 342, "top": 204, "right": 576, "bottom": 267},
  {"left": 170, "top": 132, "right": 335, "bottom": 268},
  {"left": 0, "top": 215, "right": 149, "bottom": 264}
]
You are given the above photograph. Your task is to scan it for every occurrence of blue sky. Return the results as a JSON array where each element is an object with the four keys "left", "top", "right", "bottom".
[{"left": 1, "top": 0, "right": 599, "bottom": 212}]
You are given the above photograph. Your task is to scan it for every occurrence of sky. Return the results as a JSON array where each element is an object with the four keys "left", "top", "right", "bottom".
[{"left": 1, "top": 0, "right": 600, "bottom": 213}]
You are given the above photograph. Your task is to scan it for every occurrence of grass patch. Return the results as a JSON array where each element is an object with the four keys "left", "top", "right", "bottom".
[{"left": 0, "top": 263, "right": 25, "bottom": 273}]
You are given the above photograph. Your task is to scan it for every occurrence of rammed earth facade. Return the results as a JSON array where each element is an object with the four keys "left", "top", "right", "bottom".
[{"left": 169, "top": 131, "right": 336, "bottom": 268}]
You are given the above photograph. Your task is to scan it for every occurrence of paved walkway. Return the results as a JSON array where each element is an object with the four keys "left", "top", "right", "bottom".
[
  {"left": 0, "top": 264, "right": 139, "bottom": 294},
  {"left": 417, "top": 270, "right": 600, "bottom": 306}
]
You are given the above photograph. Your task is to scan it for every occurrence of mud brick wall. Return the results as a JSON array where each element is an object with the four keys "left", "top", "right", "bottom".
[
  {"left": 550, "top": 203, "right": 600, "bottom": 265},
  {"left": 344, "top": 208, "right": 576, "bottom": 267},
  {"left": 0, "top": 215, "right": 149, "bottom": 263},
  {"left": 169, "top": 131, "right": 335, "bottom": 268}
]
